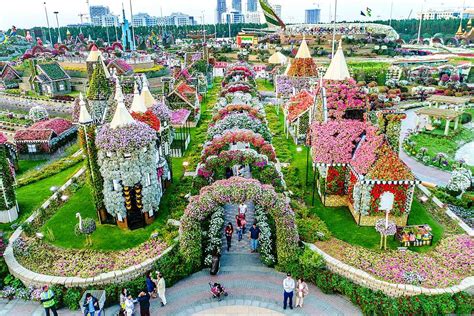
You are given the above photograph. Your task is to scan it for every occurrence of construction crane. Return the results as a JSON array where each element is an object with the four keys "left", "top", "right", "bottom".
[{"left": 407, "top": 9, "right": 413, "bottom": 19}]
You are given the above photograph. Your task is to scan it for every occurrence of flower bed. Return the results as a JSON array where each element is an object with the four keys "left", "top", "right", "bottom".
[
  {"left": 316, "top": 235, "right": 473, "bottom": 288},
  {"left": 201, "top": 129, "right": 276, "bottom": 162},
  {"left": 207, "top": 113, "right": 272, "bottom": 142},
  {"left": 96, "top": 122, "right": 157, "bottom": 153},
  {"left": 14, "top": 236, "right": 168, "bottom": 278},
  {"left": 212, "top": 104, "right": 266, "bottom": 123}
]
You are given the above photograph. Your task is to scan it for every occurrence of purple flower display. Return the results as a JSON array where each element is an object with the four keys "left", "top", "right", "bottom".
[{"left": 96, "top": 121, "right": 157, "bottom": 152}]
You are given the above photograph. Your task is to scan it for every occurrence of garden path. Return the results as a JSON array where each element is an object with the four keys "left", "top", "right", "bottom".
[{"left": 400, "top": 108, "right": 451, "bottom": 186}]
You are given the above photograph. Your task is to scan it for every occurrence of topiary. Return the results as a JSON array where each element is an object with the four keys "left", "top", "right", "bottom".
[{"left": 74, "top": 217, "right": 96, "bottom": 236}]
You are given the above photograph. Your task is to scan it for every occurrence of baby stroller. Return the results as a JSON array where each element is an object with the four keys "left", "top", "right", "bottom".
[{"left": 209, "top": 282, "right": 228, "bottom": 301}]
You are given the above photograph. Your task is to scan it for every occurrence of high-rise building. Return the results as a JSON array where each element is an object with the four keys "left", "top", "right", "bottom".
[
  {"left": 132, "top": 13, "right": 159, "bottom": 27},
  {"left": 216, "top": 0, "right": 227, "bottom": 23},
  {"left": 232, "top": 0, "right": 242, "bottom": 12},
  {"left": 91, "top": 14, "right": 119, "bottom": 27},
  {"left": 170, "top": 12, "right": 196, "bottom": 26},
  {"left": 222, "top": 10, "right": 246, "bottom": 24},
  {"left": 245, "top": 11, "right": 261, "bottom": 23},
  {"left": 90, "top": 5, "right": 110, "bottom": 19},
  {"left": 305, "top": 8, "right": 321, "bottom": 24},
  {"left": 417, "top": 8, "right": 472, "bottom": 20},
  {"left": 272, "top": 4, "right": 282, "bottom": 18},
  {"left": 247, "top": 0, "right": 258, "bottom": 12}
]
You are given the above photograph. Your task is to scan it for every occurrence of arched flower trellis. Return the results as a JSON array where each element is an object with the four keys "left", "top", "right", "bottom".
[
  {"left": 220, "top": 81, "right": 257, "bottom": 97},
  {"left": 208, "top": 113, "right": 272, "bottom": 142},
  {"left": 179, "top": 177, "right": 299, "bottom": 270},
  {"left": 212, "top": 104, "right": 266, "bottom": 123},
  {"left": 197, "top": 149, "right": 285, "bottom": 191},
  {"left": 201, "top": 129, "right": 276, "bottom": 162}
]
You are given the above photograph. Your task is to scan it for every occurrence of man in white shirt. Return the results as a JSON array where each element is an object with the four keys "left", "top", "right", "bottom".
[{"left": 283, "top": 272, "right": 295, "bottom": 310}]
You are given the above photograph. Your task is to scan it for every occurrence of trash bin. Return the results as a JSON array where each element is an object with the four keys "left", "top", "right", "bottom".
[{"left": 210, "top": 255, "right": 220, "bottom": 275}]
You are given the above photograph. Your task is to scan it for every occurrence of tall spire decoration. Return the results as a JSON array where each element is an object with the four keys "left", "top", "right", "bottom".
[{"left": 78, "top": 93, "right": 93, "bottom": 124}]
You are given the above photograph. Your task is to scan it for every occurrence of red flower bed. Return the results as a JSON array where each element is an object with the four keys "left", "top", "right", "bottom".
[
  {"left": 347, "top": 171, "right": 358, "bottom": 204},
  {"left": 212, "top": 104, "right": 264, "bottom": 123},
  {"left": 370, "top": 183, "right": 409, "bottom": 216},
  {"left": 326, "top": 166, "right": 347, "bottom": 195},
  {"left": 131, "top": 110, "right": 161, "bottom": 131},
  {"left": 286, "top": 90, "right": 315, "bottom": 122}
]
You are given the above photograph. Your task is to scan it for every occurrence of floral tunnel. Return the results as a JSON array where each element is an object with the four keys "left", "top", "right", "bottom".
[
  {"left": 195, "top": 149, "right": 286, "bottom": 192},
  {"left": 179, "top": 177, "right": 299, "bottom": 270}
]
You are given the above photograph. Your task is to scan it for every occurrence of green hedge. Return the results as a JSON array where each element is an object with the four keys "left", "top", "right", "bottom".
[{"left": 17, "top": 155, "right": 83, "bottom": 187}]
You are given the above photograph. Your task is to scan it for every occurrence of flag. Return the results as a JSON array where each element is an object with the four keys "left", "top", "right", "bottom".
[
  {"left": 259, "top": 0, "right": 286, "bottom": 29},
  {"left": 366, "top": 7, "right": 372, "bottom": 17},
  {"left": 360, "top": 11, "right": 366, "bottom": 16}
]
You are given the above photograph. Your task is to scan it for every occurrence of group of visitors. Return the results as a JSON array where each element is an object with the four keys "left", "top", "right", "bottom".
[
  {"left": 283, "top": 273, "right": 309, "bottom": 310},
  {"left": 224, "top": 203, "right": 261, "bottom": 253},
  {"left": 118, "top": 271, "right": 167, "bottom": 315}
]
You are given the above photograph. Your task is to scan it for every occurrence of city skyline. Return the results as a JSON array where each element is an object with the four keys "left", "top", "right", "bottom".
[{"left": 0, "top": 0, "right": 470, "bottom": 30}]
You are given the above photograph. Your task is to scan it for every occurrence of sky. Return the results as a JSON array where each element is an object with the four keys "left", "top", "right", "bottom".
[{"left": 0, "top": 0, "right": 472, "bottom": 30}]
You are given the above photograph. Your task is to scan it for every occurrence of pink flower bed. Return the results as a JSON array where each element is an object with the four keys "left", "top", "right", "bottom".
[{"left": 317, "top": 235, "right": 473, "bottom": 288}]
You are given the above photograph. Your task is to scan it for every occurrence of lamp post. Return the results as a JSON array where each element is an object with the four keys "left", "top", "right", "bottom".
[
  {"left": 53, "top": 11, "right": 61, "bottom": 44},
  {"left": 331, "top": 0, "right": 338, "bottom": 58},
  {"left": 129, "top": 0, "right": 136, "bottom": 50},
  {"left": 43, "top": 2, "right": 53, "bottom": 46}
]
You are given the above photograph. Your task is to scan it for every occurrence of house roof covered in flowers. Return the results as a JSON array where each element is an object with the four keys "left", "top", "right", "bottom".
[
  {"left": 168, "top": 81, "right": 201, "bottom": 108},
  {"left": 310, "top": 119, "right": 414, "bottom": 181},
  {"left": 14, "top": 118, "right": 73, "bottom": 142},
  {"left": 0, "top": 132, "right": 8, "bottom": 144},
  {"left": 286, "top": 90, "right": 315, "bottom": 122},
  {"left": 36, "top": 62, "right": 70, "bottom": 81},
  {"left": 170, "top": 109, "right": 191, "bottom": 125}
]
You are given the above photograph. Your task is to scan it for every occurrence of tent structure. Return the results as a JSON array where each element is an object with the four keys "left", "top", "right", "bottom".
[
  {"left": 323, "top": 40, "right": 350, "bottom": 81},
  {"left": 268, "top": 51, "right": 288, "bottom": 65},
  {"left": 110, "top": 82, "right": 135, "bottom": 129}
]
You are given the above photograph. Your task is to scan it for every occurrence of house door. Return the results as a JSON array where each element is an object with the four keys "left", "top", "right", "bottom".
[{"left": 123, "top": 183, "right": 145, "bottom": 230}]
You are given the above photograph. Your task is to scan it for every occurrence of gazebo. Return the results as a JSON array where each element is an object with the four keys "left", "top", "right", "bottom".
[
  {"left": 415, "top": 107, "right": 463, "bottom": 136},
  {"left": 426, "top": 95, "right": 470, "bottom": 110}
]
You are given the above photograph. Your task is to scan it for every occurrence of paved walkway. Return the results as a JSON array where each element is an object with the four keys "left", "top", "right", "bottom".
[{"left": 399, "top": 108, "right": 451, "bottom": 186}]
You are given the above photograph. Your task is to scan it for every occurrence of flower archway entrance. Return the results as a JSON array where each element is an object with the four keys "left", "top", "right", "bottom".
[{"left": 179, "top": 177, "right": 299, "bottom": 270}]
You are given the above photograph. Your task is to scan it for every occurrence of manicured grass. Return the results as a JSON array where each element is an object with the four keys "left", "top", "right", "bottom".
[
  {"left": 265, "top": 105, "right": 443, "bottom": 251},
  {"left": 256, "top": 79, "right": 274, "bottom": 92},
  {"left": 0, "top": 163, "right": 83, "bottom": 232},
  {"left": 16, "top": 160, "right": 47, "bottom": 176}
]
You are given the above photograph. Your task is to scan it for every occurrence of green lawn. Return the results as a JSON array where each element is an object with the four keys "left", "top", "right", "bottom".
[
  {"left": 36, "top": 81, "right": 223, "bottom": 251},
  {"left": 16, "top": 160, "right": 47, "bottom": 176},
  {"left": 265, "top": 105, "right": 444, "bottom": 252},
  {"left": 256, "top": 79, "right": 274, "bottom": 92},
  {"left": 0, "top": 163, "right": 83, "bottom": 232}
]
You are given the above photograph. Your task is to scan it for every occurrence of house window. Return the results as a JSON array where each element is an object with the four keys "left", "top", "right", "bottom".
[
  {"left": 27, "top": 144, "right": 37, "bottom": 153},
  {"left": 146, "top": 173, "right": 151, "bottom": 186},
  {"left": 112, "top": 179, "right": 120, "bottom": 191},
  {"left": 59, "top": 83, "right": 65, "bottom": 91},
  {"left": 124, "top": 153, "right": 132, "bottom": 159}
]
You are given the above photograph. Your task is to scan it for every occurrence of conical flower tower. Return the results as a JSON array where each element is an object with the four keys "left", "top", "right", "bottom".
[
  {"left": 140, "top": 75, "right": 156, "bottom": 109},
  {"left": 95, "top": 85, "right": 162, "bottom": 230},
  {"left": 287, "top": 37, "right": 318, "bottom": 77}
]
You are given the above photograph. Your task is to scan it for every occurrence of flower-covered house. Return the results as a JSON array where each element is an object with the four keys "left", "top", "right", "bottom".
[
  {"left": 0, "top": 63, "right": 21, "bottom": 90},
  {"left": 32, "top": 62, "right": 71, "bottom": 96},
  {"left": 166, "top": 81, "right": 202, "bottom": 123},
  {"left": 275, "top": 38, "right": 318, "bottom": 98},
  {"left": 309, "top": 119, "right": 418, "bottom": 226},
  {"left": 284, "top": 89, "right": 316, "bottom": 144},
  {"left": 95, "top": 91, "right": 163, "bottom": 230},
  {"left": 14, "top": 118, "right": 77, "bottom": 158}
]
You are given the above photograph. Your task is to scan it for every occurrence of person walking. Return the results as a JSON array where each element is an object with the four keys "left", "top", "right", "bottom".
[
  {"left": 295, "top": 278, "right": 309, "bottom": 308},
  {"left": 157, "top": 271, "right": 167, "bottom": 307},
  {"left": 145, "top": 272, "right": 156, "bottom": 298},
  {"left": 283, "top": 273, "right": 295, "bottom": 310},
  {"left": 235, "top": 215, "right": 242, "bottom": 241},
  {"left": 248, "top": 223, "right": 260, "bottom": 253},
  {"left": 238, "top": 203, "right": 247, "bottom": 218},
  {"left": 40, "top": 285, "right": 58, "bottom": 316},
  {"left": 137, "top": 291, "right": 151, "bottom": 316},
  {"left": 83, "top": 293, "right": 100, "bottom": 316},
  {"left": 225, "top": 222, "right": 234, "bottom": 251}
]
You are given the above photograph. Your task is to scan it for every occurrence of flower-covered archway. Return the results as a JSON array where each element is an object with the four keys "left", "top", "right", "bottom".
[
  {"left": 212, "top": 104, "right": 266, "bottom": 123},
  {"left": 196, "top": 149, "right": 285, "bottom": 191},
  {"left": 179, "top": 177, "right": 299, "bottom": 270},
  {"left": 207, "top": 113, "right": 272, "bottom": 142},
  {"left": 201, "top": 129, "right": 276, "bottom": 162}
]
